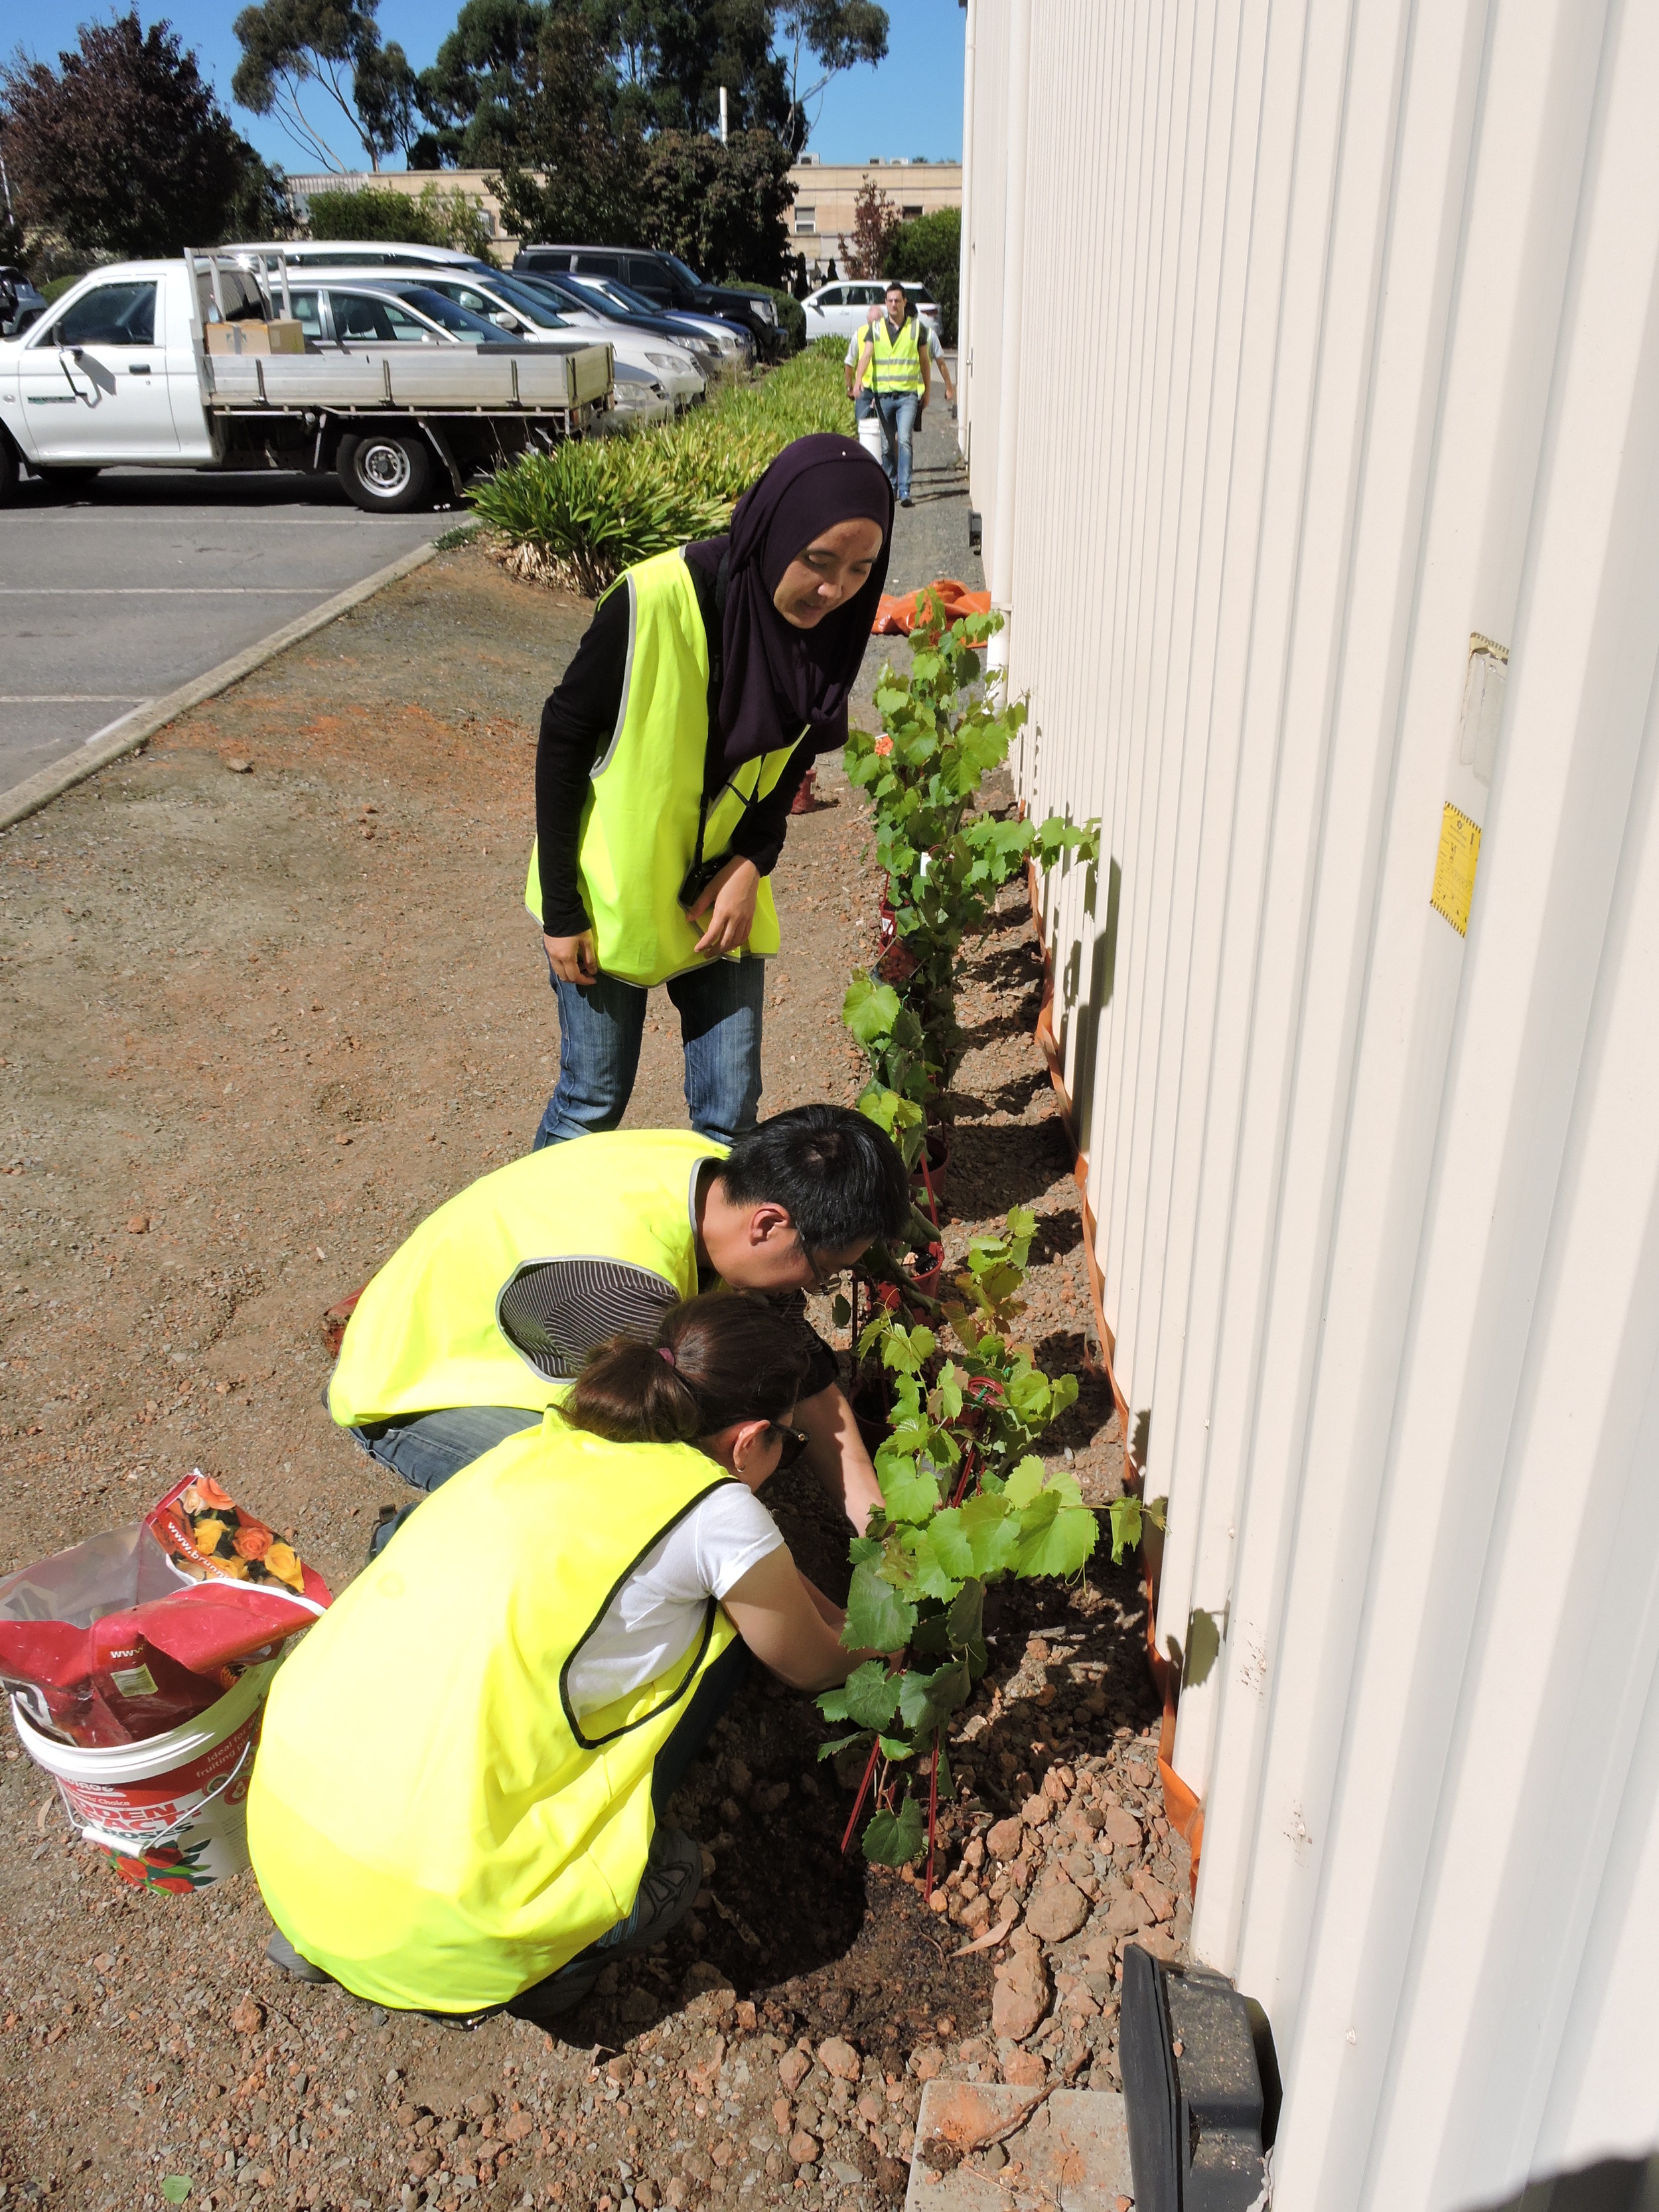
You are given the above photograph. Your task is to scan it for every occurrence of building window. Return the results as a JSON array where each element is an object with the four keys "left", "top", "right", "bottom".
[
  {"left": 794, "top": 205, "right": 816, "bottom": 234},
  {"left": 901, "top": 204, "right": 923, "bottom": 220}
]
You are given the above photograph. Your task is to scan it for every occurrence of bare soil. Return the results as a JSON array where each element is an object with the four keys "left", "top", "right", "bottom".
[{"left": 0, "top": 536, "right": 1176, "bottom": 2212}]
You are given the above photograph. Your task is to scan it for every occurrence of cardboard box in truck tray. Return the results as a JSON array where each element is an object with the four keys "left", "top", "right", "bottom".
[{"left": 205, "top": 319, "right": 304, "bottom": 356}]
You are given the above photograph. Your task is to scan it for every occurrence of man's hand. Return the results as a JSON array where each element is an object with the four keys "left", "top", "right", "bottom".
[
  {"left": 688, "top": 855, "right": 761, "bottom": 958},
  {"left": 545, "top": 930, "right": 599, "bottom": 985}
]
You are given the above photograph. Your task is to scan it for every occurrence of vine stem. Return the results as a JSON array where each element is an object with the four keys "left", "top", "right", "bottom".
[
  {"left": 923, "top": 1736, "right": 941, "bottom": 1903},
  {"left": 840, "top": 1737, "right": 883, "bottom": 1857}
]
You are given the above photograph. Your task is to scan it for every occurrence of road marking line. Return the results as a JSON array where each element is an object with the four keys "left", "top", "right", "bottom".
[{"left": 0, "top": 696, "right": 146, "bottom": 703}]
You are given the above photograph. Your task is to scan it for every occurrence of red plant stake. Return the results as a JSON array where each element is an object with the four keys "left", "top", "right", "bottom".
[
  {"left": 922, "top": 1738, "right": 941, "bottom": 1903},
  {"left": 841, "top": 1736, "right": 883, "bottom": 1857}
]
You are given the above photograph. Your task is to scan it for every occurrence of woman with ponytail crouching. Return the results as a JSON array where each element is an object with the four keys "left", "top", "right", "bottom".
[{"left": 247, "top": 1294, "right": 878, "bottom": 2026}]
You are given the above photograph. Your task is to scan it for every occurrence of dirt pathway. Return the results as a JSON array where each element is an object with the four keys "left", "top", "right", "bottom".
[{"left": 0, "top": 535, "right": 1171, "bottom": 2212}]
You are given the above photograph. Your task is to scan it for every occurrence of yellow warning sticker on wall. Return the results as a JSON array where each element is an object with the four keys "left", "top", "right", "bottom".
[{"left": 1431, "top": 802, "right": 1481, "bottom": 936}]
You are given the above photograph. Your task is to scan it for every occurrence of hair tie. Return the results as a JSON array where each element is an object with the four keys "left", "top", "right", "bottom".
[{"left": 658, "top": 1345, "right": 677, "bottom": 1368}]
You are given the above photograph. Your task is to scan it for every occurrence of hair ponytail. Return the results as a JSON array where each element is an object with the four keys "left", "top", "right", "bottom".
[{"left": 563, "top": 1291, "right": 811, "bottom": 1446}]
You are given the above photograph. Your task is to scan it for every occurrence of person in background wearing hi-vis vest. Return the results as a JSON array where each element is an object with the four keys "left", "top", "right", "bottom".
[
  {"left": 326, "top": 1106, "right": 910, "bottom": 1545},
  {"left": 845, "top": 300, "right": 886, "bottom": 467},
  {"left": 255, "top": 1294, "right": 893, "bottom": 2022},
  {"left": 529, "top": 435, "right": 893, "bottom": 1150},
  {"left": 854, "top": 281, "right": 956, "bottom": 509}
]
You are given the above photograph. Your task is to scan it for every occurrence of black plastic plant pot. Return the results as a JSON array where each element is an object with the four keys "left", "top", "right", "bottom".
[
  {"left": 910, "top": 1241, "right": 946, "bottom": 1301},
  {"left": 849, "top": 1376, "right": 889, "bottom": 1457},
  {"left": 1120, "top": 1946, "right": 1269, "bottom": 2212}
]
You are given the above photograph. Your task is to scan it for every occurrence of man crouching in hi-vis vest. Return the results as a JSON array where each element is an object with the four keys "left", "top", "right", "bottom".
[
  {"left": 255, "top": 1294, "right": 899, "bottom": 2020},
  {"left": 528, "top": 432, "right": 893, "bottom": 1151},
  {"left": 326, "top": 1104, "right": 910, "bottom": 1553}
]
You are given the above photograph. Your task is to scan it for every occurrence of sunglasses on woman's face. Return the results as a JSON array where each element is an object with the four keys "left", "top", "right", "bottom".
[{"left": 768, "top": 1424, "right": 810, "bottom": 1473}]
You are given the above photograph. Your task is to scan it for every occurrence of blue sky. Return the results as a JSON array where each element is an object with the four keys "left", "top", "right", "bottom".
[{"left": 13, "top": 0, "right": 966, "bottom": 173}]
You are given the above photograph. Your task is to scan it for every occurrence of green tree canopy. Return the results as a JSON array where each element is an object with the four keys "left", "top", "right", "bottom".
[
  {"left": 414, "top": 0, "right": 548, "bottom": 167},
  {"left": 232, "top": 0, "right": 421, "bottom": 171},
  {"left": 775, "top": 0, "right": 886, "bottom": 155},
  {"left": 0, "top": 14, "right": 273, "bottom": 258},
  {"left": 888, "top": 204, "right": 959, "bottom": 342},
  {"left": 639, "top": 127, "right": 794, "bottom": 284}
]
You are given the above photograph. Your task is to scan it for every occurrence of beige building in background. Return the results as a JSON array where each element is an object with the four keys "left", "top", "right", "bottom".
[
  {"left": 786, "top": 158, "right": 962, "bottom": 279},
  {"left": 285, "top": 159, "right": 962, "bottom": 275}
]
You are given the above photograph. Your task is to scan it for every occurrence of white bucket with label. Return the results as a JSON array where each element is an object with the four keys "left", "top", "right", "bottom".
[
  {"left": 11, "top": 1660, "right": 276, "bottom": 1892},
  {"left": 856, "top": 412, "right": 887, "bottom": 465}
]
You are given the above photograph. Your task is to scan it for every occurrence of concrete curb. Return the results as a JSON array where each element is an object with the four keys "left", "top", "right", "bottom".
[{"left": 0, "top": 529, "right": 469, "bottom": 834}]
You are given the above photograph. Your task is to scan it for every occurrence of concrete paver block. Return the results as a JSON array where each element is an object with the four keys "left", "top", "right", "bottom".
[{"left": 905, "top": 2081, "right": 1132, "bottom": 2211}]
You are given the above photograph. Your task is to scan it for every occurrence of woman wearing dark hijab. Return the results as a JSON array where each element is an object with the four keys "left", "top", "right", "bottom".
[{"left": 526, "top": 433, "right": 894, "bottom": 1147}]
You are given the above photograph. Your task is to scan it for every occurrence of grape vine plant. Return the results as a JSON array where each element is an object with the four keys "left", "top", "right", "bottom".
[{"left": 819, "top": 1209, "right": 1098, "bottom": 1881}]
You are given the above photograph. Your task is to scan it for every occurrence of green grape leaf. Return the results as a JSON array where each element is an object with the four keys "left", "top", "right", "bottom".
[
  {"left": 863, "top": 1797, "right": 926, "bottom": 1866},
  {"left": 959, "top": 1491, "right": 1019, "bottom": 1577},
  {"left": 1015, "top": 1503, "right": 1099, "bottom": 1580},
  {"left": 1005, "top": 1456, "right": 1046, "bottom": 1509},
  {"left": 841, "top": 1660, "right": 903, "bottom": 1730},
  {"left": 817, "top": 1730, "right": 868, "bottom": 1761},
  {"left": 947, "top": 1578, "right": 985, "bottom": 1651},
  {"left": 908, "top": 1609, "right": 953, "bottom": 1657},
  {"left": 161, "top": 2184, "right": 193, "bottom": 2207},
  {"left": 843, "top": 1561, "right": 918, "bottom": 1653},
  {"left": 914, "top": 1508, "right": 975, "bottom": 1585},
  {"left": 843, "top": 972, "right": 902, "bottom": 1048},
  {"left": 934, "top": 1745, "right": 954, "bottom": 1800},
  {"left": 849, "top": 1536, "right": 884, "bottom": 1566},
  {"left": 881, "top": 1460, "right": 942, "bottom": 1526},
  {"left": 899, "top": 1655, "right": 972, "bottom": 1733},
  {"left": 1108, "top": 1496, "right": 1143, "bottom": 1564},
  {"left": 830, "top": 1293, "right": 851, "bottom": 1329},
  {"left": 817, "top": 1682, "right": 852, "bottom": 1722},
  {"left": 877, "top": 1734, "right": 914, "bottom": 1761}
]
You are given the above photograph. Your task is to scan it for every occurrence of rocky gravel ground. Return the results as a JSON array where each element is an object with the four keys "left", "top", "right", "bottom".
[{"left": 0, "top": 434, "right": 1180, "bottom": 2212}]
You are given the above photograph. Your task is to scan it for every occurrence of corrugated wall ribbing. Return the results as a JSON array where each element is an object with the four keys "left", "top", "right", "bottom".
[{"left": 962, "top": 0, "right": 1659, "bottom": 2203}]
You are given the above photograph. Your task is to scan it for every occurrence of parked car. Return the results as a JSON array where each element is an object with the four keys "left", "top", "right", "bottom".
[
  {"left": 603, "top": 362, "right": 674, "bottom": 431},
  {"left": 515, "top": 246, "right": 782, "bottom": 358},
  {"left": 802, "top": 279, "right": 941, "bottom": 343},
  {"left": 301, "top": 261, "right": 702, "bottom": 412},
  {"left": 507, "top": 268, "right": 738, "bottom": 378},
  {"left": 574, "top": 273, "right": 748, "bottom": 368},
  {"left": 0, "top": 265, "right": 46, "bottom": 339}
]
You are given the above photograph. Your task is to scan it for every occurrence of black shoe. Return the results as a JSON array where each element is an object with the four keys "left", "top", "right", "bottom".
[
  {"left": 899, "top": 494, "right": 914, "bottom": 507},
  {"left": 266, "top": 1930, "right": 334, "bottom": 1984}
]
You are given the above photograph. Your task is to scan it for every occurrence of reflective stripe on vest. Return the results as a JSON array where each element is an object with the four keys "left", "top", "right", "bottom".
[
  {"left": 326, "top": 1128, "right": 723, "bottom": 1426},
  {"left": 867, "top": 315, "right": 924, "bottom": 394},
  {"left": 524, "top": 548, "right": 800, "bottom": 987},
  {"left": 248, "top": 1425, "right": 741, "bottom": 2013}
]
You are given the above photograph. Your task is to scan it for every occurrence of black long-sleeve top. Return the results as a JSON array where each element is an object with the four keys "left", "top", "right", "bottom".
[{"left": 536, "top": 565, "right": 816, "bottom": 938}]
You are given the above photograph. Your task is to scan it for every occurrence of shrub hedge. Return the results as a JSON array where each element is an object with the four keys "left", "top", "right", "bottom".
[{"left": 471, "top": 336, "right": 853, "bottom": 596}]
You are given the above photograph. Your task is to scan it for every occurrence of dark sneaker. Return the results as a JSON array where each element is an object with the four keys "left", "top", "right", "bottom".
[
  {"left": 506, "top": 1826, "right": 705, "bottom": 2027},
  {"left": 899, "top": 494, "right": 914, "bottom": 507},
  {"left": 266, "top": 1929, "right": 334, "bottom": 1984},
  {"left": 598, "top": 1823, "right": 703, "bottom": 1957}
]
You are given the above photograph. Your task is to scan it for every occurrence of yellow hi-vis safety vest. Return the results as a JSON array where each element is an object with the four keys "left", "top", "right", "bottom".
[
  {"left": 326, "top": 1128, "right": 721, "bottom": 1427},
  {"left": 866, "top": 313, "right": 924, "bottom": 396},
  {"left": 247, "top": 1422, "right": 741, "bottom": 2013},
  {"left": 525, "top": 548, "right": 802, "bottom": 987}
]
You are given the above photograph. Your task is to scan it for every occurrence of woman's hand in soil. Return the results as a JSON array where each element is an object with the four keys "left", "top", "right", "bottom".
[
  {"left": 545, "top": 930, "right": 599, "bottom": 986},
  {"left": 688, "top": 857, "right": 761, "bottom": 958}
]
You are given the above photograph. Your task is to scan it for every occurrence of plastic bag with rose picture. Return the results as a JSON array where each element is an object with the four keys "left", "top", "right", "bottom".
[{"left": 0, "top": 1473, "right": 330, "bottom": 1749}]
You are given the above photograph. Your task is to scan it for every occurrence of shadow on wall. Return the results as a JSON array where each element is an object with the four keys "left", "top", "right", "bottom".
[{"left": 1470, "top": 2157, "right": 1659, "bottom": 2212}]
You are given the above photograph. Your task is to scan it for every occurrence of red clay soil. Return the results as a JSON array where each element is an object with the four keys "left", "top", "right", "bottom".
[{"left": 0, "top": 544, "right": 1178, "bottom": 2212}]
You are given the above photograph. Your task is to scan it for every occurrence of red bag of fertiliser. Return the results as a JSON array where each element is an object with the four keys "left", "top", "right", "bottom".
[{"left": 0, "top": 1473, "right": 330, "bottom": 1749}]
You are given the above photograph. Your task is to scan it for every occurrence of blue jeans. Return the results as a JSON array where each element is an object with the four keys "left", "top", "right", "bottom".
[
  {"left": 875, "top": 392, "right": 920, "bottom": 499},
  {"left": 535, "top": 957, "right": 765, "bottom": 1150},
  {"left": 353, "top": 1403, "right": 541, "bottom": 1556}
]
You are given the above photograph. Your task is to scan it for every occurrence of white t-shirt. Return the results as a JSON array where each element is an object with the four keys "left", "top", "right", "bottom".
[{"left": 565, "top": 1483, "right": 785, "bottom": 1718}]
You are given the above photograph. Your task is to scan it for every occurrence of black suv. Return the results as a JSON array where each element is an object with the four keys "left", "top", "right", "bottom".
[{"left": 514, "top": 246, "right": 783, "bottom": 358}]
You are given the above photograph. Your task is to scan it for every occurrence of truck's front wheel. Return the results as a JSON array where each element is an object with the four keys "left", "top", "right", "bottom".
[{"left": 336, "top": 431, "right": 433, "bottom": 514}]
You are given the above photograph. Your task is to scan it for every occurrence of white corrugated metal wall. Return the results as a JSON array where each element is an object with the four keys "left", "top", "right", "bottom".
[{"left": 959, "top": 1, "right": 1659, "bottom": 2205}]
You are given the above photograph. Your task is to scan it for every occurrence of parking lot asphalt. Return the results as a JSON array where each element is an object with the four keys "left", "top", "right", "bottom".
[{"left": 0, "top": 471, "right": 444, "bottom": 802}]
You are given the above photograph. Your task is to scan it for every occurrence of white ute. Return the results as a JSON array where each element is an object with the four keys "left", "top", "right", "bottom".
[{"left": 0, "top": 250, "right": 613, "bottom": 512}]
